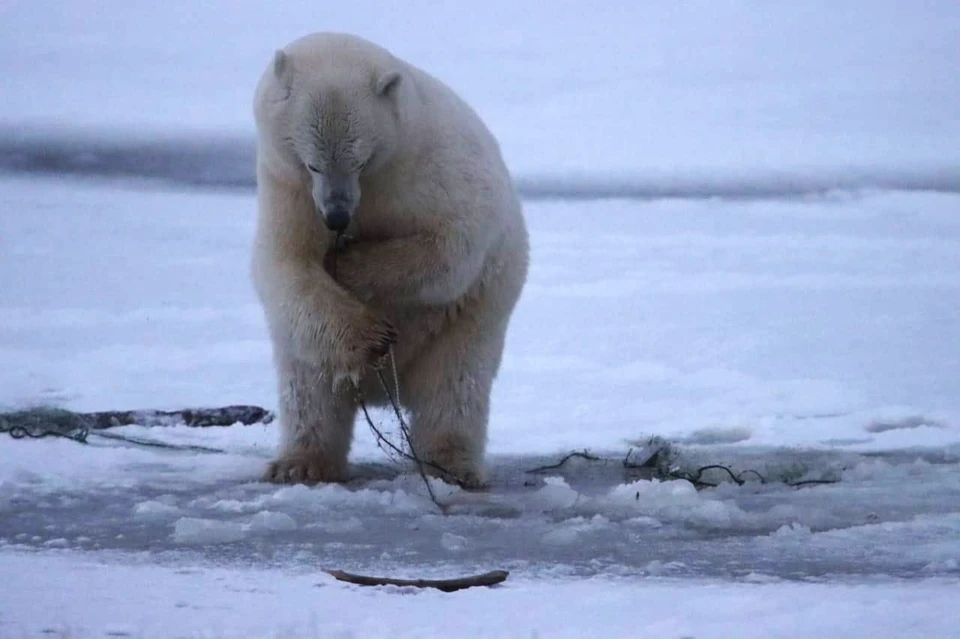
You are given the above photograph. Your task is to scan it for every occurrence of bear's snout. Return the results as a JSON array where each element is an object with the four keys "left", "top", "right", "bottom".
[
  {"left": 319, "top": 189, "right": 354, "bottom": 231},
  {"left": 322, "top": 202, "right": 351, "bottom": 231}
]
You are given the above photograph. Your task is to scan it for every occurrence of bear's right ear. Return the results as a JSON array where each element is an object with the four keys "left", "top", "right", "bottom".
[
  {"left": 271, "top": 50, "right": 293, "bottom": 99},
  {"left": 376, "top": 71, "right": 402, "bottom": 98}
]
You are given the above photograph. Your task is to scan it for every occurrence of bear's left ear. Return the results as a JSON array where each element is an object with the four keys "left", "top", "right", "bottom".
[
  {"left": 376, "top": 71, "right": 402, "bottom": 98},
  {"left": 273, "top": 50, "right": 290, "bottom": 78}
]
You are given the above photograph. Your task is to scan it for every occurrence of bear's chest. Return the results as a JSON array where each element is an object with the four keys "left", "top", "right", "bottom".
[{"left": 350, "top": 195, "right": 412, "bottom": 242}]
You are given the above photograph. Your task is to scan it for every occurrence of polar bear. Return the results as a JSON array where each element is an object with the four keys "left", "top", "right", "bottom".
[{"left": 250, "top": 33, "right": 529, "bottom": 488}]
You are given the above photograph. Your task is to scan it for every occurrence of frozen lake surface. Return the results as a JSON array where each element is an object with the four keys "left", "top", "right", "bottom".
[{"left": 2, "top": 175, "right": 959, "bottom": 637}]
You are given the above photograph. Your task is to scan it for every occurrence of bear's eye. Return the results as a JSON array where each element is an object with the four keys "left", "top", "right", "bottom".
[{"left": 306, "top": 164, "right": 320, "bottom": 173}]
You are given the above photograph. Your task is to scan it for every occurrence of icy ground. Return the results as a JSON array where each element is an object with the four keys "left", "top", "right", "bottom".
[{"left": 2, "top": 176, "right": 960, "bottom": 637}]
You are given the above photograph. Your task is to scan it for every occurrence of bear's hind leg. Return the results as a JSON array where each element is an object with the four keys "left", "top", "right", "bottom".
[
  {"left": 403, "top": 319, "right": 508, "bottom": 490},
  {"left": 264, "top": 356, "right": 357, "bottom": 484}
]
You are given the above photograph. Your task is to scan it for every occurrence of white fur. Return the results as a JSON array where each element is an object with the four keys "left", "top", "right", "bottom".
[{"left": 251, "top": 33, "right": 529, "bottom": 487}]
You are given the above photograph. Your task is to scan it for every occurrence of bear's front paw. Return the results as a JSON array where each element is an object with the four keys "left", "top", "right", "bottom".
[
  {"left": 347, "top": 313, "right": 398, "bottom": 370},
  {"left": 263, "top": 453, "right": 348, "bottom": 485}
]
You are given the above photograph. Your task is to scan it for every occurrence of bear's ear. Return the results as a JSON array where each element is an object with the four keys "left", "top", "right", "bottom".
[
  {"left": 376, "top": 71, "right": 402, "bottom": 98},
  {"left": 271, "top": 49, "right": 293, "bottom": 99},
  {"left": 273, "top": 50, "right": 290, "bottom": 78}
]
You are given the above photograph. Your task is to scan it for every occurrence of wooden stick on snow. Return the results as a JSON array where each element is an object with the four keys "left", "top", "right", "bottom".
[{"left": 323, "top": 569, "right": 509, "bottom": 592}]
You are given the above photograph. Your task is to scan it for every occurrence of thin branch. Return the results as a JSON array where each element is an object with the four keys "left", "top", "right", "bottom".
[
  {"left": 324, "top": 569, "right": 509, "bottom": 592},
  {"left": 738, "top": 469, "right": 768, "bottom": 484},
  {"left": 688, "top": 464, "right": 747, "bottom": 486},
  {"left": 354, "top": 360, "right": 466, "bottom": 513},
  {"left": 526, "top": 450, "right": 601, "bottom": 474},
  {"left": 787, "top": 478, "right": 840, "bottom": 487},
  {"left": 368, "top": 360, "right": 469, "bottom": 492},
  {"left": 357, "top": 393, "right": 411, "bottom": 462},
  {"left": 332, "top": 239, "right": 463, "bottom": 509},
  {"left": 530, "top": 448, "right": 837, "bottom": 491},
  {"left": 89, "top": 430, "right": 226, "bottom": 454}
]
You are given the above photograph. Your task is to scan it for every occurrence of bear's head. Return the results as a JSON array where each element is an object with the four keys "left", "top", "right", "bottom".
[{"left": 254, "top": 34, "right": 408, "bottom": 232}]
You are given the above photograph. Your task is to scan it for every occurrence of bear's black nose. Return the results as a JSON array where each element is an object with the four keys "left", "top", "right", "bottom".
[{"left": 323, "top": 206, "right": 351, "bottom": 231}]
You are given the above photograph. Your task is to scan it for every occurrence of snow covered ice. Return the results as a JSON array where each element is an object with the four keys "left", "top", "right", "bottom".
[{"left": 2, "top": 1, "right": 960, "bottom": 637}]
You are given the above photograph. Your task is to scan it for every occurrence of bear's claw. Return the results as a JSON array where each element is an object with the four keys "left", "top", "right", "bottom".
[
  {"left": 366, "top": 320, "right": 398, "bottom": 361},
  {"left": 263, "top": 454, "right": 347, "bottom": 485}
]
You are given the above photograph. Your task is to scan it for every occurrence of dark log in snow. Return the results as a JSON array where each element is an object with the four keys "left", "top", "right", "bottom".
[{"left": 0, "top": 405, "right": 274, "bottom": 436}]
